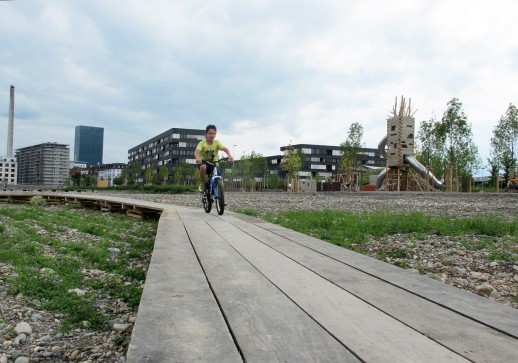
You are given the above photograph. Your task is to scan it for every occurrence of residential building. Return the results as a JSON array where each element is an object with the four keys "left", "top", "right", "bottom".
[
  {"left": 267, "top": 144, "right": 385, "bottom": 180},
  {"left": 74, "top": 125, "right": 104, "bottom": 166},
  {"left": 91, "top": 163, "right": 127, "bottom": 186},
  {"left": 0, "top": 156, "right": 17, "bottom": 187},
  {"left": 16, "top": 142, "right": 70, "bottom": 187},
  {"left": 128, "top": 127, "right": 205, "bottom": 183}
]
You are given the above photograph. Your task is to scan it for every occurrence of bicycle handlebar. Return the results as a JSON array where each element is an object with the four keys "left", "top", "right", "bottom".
[{"left": 202, "top": 157, "right": 229, "bottom": 165}]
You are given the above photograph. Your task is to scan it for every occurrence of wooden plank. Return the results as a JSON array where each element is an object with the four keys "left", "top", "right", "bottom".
[
  {"left": 226, "top": 215, "right": 518, "bottom": 363},
  {"left": 249, "top": 219, "right": 518, "bottom": 338},
  {"left": 126, "top": 210, "right": 241, "bottom": 363},
  {"left": 180, "top": 213, "right": 359, "bottom": 362},
  {"left": 207, "top": 218, "right": 469, "bottom": 363}
]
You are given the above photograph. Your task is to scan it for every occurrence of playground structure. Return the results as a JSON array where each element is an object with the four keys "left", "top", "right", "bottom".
[{"left": 376, "top": 96, "right": 445, "bottom": 191}]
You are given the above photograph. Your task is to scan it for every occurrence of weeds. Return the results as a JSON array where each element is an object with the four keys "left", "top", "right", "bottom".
[
  {"left": 263, "top": 209, "right": 518, "bottom": 261},
  {"left": 0, "top": 200, "right": 157, "bottom": 331}
]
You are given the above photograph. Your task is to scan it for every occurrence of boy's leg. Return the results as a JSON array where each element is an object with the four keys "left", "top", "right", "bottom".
[{"left": 198, "top": 164, "right": 207, "bottom": 191}]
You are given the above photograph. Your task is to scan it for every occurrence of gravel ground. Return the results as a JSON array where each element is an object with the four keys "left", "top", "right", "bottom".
[{"left": 1, "top": 190, "right": 517, "bottom": 362}]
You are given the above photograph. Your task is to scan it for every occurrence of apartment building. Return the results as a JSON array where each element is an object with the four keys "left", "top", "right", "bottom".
[
  {"left": 91, "top": 163, "right": 127, "bottom": 186},
  {"left": 128, "top": 127, "right": 205, "bottom": 183},
  {"left": 267, "top": 144, "right": 385, "bottom": 180},
  {"left": 16, "top": 142, "right": 70, "bottom": 187}
]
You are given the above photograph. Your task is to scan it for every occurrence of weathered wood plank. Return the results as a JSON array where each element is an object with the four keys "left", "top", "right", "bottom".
[
  {"left": 127, "top": 210, "right": 241, "bottom": 363},
  {"left": 180, "top": 213, "right": 359, "bottom": 363},
  {"left": 248, "top": 219, "right": 518, "bottom": 337},
  {"left": 207, "top": 218, "right": 469, "bottom": 363},
  {"left": 225, "top": 215, "right": 518, "bottom": 363}
]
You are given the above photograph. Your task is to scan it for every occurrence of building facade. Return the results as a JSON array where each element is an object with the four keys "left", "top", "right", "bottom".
[
  {"left": 16, "top": 143, "right": 70, "bottom": 187},
  {"left": 92, "top": 163, "right": 127, "bottom": 186},
  {"left": 74, "top": 125, "right": 104, "bottom": 166},
  {"left": 0, "top": 156, "right": 17, "bottom": 187},
  {"left": 128, "top": 127, "right": 205, "bottom": 183},
  {"left": 267, "top": 144, "right": 385, "bottom": 180}
]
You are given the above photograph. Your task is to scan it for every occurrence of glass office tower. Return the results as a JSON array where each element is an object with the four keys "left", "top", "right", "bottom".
[{"left": 74, "top": 125, "right": 104, "bottom": 166}]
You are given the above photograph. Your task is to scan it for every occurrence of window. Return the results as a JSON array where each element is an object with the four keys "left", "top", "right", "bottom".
[
  {"left": 301, "top": 148, "right": 311, "bottom": 154},
  {"left": 172, "top": 133, "right": 180, "bottom": 139},
  {"left": 332, "top": 150, "right": 341, "bottom": 156},
  {"left": 311, "top": 164, "right": 326, "bottom": 170}
]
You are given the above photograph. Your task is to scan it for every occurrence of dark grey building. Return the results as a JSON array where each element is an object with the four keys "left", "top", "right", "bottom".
[
  {"left": 74, "top": 125, "right": 104, "bottom": 166},
  {"left": 267, "top": 144, "right": 385, "bottom": 180},
  {"left": 16, "top": 142, "right": 70, "bottom": 187},
  {"left": 128, "top": 127, "right": 205, "bottom": 183}
]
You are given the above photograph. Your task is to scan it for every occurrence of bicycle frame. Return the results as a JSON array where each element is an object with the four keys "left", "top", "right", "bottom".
[{"left": 207, "top": 165, "right": 223, "bottom": 198}]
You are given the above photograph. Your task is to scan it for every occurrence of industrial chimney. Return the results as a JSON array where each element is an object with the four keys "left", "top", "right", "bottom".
[{"left": 7, "top": 85, "right": 14, "bottom": 157}]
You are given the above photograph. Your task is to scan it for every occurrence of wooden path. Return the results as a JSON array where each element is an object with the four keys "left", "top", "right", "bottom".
[
  {"left": 3, "top": 192, "right": 517, "bottom": 362},
  {"left": 124, "top": 200, "right": 518, "bottom": 363}
]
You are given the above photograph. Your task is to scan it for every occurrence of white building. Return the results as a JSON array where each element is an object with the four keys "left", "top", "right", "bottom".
[
  {"left": 95, "top": 163, "right": 126, "bottom": 186},
  {"left": 0, "top": 156, "right": 17, "bottom": 187}
]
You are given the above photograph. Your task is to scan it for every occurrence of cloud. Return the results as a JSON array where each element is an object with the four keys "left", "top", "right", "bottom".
[{"left": 1, "top": 0, "right": 517, "bottom": 167}]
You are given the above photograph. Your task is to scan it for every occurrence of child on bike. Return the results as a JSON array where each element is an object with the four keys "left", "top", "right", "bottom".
[{"left": 194, "top": 124, "right": 234, "bottom": 192}]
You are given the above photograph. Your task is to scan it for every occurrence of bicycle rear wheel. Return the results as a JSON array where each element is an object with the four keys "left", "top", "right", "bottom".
[{"left": 215, "top": 179, "right": 225, "bottom": 215}]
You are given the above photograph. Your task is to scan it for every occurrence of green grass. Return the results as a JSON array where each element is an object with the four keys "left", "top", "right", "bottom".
[
  {"left": 0, "top": 200, "right": 157, "bottom": 331},
  {"left": 262, "top": 209, "right": 518, "bottom": 261}
]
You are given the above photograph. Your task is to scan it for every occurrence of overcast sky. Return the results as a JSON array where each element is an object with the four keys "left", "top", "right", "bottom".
[{"left": 1, "top": 1, "right": 517, "bottom": 170}]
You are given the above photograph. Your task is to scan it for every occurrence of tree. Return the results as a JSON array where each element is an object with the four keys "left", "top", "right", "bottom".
[
  {"left": 339, "top": 122, "right": 363, "bottom": 173},
  {"left": 434, "top": 98, "right": 479, "bottom": 177},
  {"left": 144, "top": 165, "right": 154, "bottom": 185},
  {"left": 280, "top": 142, "right": 302, "bottom": 190},
  {"left": 489, "top": 103, "right": 518, "bottom": 180},
  {"left": 130, "top": 162, "right": 142, "bottom": 184},
  {"left": 119, "top": 168, "right": 129, "bottom": 185},
  {"left": 158, "top": 165, "right": 169, "bottom": 185},
  {"left": 174, "top": 163, "right": 196, "bottom": 185},
  {"left": 417, "top": 117, "right": 440, "bottom": 168}
]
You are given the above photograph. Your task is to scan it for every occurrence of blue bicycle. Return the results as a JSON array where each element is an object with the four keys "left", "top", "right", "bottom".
[{"left": 201, "top": 158, "right": 227, "bottom": 215}]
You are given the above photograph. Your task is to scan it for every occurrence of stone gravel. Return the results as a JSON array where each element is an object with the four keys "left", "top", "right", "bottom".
[{"left": 1, "top": 190, "right": 517, "bottom": 362}]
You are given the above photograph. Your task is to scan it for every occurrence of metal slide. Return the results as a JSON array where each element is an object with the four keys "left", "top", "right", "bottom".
[{"left": 376, "top": 136, "right": 445, "bottom": 190}]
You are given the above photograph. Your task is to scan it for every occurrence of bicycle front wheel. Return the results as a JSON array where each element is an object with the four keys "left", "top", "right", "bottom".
[
  {"left": 215, "top": 178, "right": 225, "bottom": 215},
  {"left": 202, "top": 189, "right": 212, "bottom": 213}
]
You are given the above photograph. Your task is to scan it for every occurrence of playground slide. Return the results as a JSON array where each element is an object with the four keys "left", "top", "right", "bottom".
[{"left": 376, "top": 136, "right": 445, "bottom": 190}]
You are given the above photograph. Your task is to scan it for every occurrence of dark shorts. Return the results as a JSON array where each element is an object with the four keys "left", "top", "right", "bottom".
[{"left": 198, "top": 161, "right": 214, "bottom": 174}]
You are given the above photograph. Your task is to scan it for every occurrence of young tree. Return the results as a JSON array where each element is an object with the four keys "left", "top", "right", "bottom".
[
  {"left": 339, "top": 122, "right": 363, "bottom": 173},
  {"left": 489, "top": 103, "right": 518, "bottom": 180},
  {"left": 280, "top": 142, "right": 302, "bottom": 190},
  {"left": 120, "top": 168, "right": 129, "bottom": 185},
  {"left": 174, "top": 163, "right": 196, "bottom": 185},
  {"left": 158, "top": 165, "right": 169, "bottom": 185},
  {"left": 434, "top": 98, "right": 479, "bottom": 177},
  {"left": 416, "top": 117, "right": 441, "bottom": 169},
  {"left": 144, "top": 165, "right": 154, "bottom": 185},
  {"left": 130, "top": 162, "right": 142, "bottom": 184}
]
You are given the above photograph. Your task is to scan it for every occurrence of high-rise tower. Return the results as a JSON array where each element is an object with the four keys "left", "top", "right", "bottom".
[{"left": 74, "top": 125, "right": 104, "bottom": 166}]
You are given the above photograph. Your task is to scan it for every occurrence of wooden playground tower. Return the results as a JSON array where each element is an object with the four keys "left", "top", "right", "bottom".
[{"left": 381, "top": 96, "right": 435, "bottom": 192}]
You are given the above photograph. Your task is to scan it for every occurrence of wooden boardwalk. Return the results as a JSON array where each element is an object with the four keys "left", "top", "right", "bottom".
[
  {"left": 5, "top": 192, "right": 517, "bottom": 362},
  {"left": 124, "top": 201, "right": 518, "bottom": 363}
]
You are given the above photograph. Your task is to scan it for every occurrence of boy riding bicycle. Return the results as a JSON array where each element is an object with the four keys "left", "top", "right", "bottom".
[{"left": 194, "top": 124, "right": 234, "bottom": 192}]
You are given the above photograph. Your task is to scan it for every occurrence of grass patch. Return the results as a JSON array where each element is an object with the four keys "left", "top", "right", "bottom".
[
  {"left": 0, "top": 200, "right": 157, "bottom": 331},
  {"left": 263, "top": 209, "right": 518, "bottom": 260}
]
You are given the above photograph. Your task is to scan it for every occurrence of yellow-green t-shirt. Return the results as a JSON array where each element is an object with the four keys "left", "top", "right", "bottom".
[{"left": 196, "top": 140, "right": 225, "bottom": 162}]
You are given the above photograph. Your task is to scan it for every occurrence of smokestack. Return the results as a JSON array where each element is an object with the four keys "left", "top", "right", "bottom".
[{"left": 7, "top": 85, "right": 14, "bottom": 157}]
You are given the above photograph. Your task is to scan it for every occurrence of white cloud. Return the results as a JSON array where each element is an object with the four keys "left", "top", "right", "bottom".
[{"left": 1, "top": 0, "right": 517, "bottom": 167}]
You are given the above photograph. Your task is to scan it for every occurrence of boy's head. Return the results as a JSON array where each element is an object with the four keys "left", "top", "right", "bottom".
[{"left": 205, "top": 124, "right": 217, "bottom": 141}]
